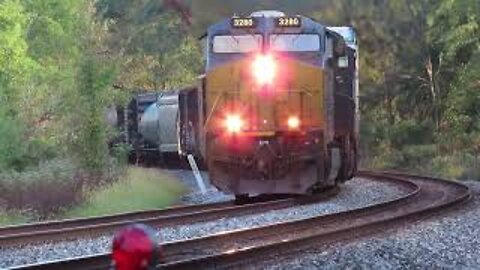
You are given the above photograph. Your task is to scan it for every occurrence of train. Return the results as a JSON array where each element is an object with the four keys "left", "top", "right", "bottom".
[{"left": 116, "top": 11, "right": 359, "bottom": 198}]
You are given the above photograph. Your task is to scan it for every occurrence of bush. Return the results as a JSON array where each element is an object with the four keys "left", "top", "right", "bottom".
[
  {"left": 361, "top": 142, "right": 403, "bottom": 170},
  {"left": 387, "top": 120, "right": 434, "bottom": 147},
  {"left": 0, "top": 159, "right": 88, "bottom": 217},
  {"left": 362, "top": 141, "right": 479, "bottom": 181},
  {"left": 430, "top": 152, "right": 480, "bottom": 180},
  {"left": 0, "top": 118, "right": 58, "bottom": 171},
  {"left": 398, "top": 144, "right": 437, "bottom": 170}
]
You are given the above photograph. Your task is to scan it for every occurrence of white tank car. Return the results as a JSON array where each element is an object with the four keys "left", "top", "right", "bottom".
[{"left": 138, "top": 91, "right": 180, "bottom": 154}]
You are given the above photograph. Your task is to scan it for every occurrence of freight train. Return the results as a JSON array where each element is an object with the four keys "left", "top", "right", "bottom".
[{"left": 117, "top": 11, "right": 359, "bottom": 198}]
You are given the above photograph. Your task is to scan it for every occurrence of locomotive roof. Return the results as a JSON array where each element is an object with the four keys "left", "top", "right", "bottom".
[{"left": 207, "top": 12, "right": 327, "bottom": 34}]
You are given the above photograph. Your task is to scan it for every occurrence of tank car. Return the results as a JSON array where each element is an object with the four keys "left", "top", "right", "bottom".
[
  {"left": 111, "top": 91, "right": 181, "bottom": 165},
  {"left": 179, "top": 11, "right": 359, "bottom": 197}
]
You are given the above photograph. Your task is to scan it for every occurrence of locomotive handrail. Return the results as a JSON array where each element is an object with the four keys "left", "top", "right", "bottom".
[{"left": 204, "top": 93, "right": 223, "bottom": 128}]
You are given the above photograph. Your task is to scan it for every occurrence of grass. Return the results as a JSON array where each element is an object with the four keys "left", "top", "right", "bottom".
[
  {"left": 0, "top": 211, "right": 30, "bottom": 226},
  {"left": 64, "top": 167, "right": 186, "bottom": 218}
]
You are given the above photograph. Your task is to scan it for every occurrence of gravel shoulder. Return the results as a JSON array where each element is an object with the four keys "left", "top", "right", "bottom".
[
  {"left": 264, "top": 180, "right": 480, "bottom": 270},
  {"left": 166, "top": 169, "right": 234, "bottom": 204},
  {"left": 0, "top": 176, "right": 405, "bottom": 268}
]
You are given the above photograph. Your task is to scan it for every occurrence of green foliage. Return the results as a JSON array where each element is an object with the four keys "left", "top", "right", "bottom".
[
  {"left": 0, "top": 117, "right": 57, "bottom": 171},
  {"left": 0, "top": 0, "right": 124, "bottom": 217},
  {"left": 159, "top": 36, "right": 203, "bottom": 89},
  {"left": 0, "top": 0, "right": 35, "bottom": 116},
  {"left": 430, "top": 152, "right": 479, "bottom": 180},
  {"left": 429, "top": 0, "right": 480, "bottom": 60},
  {"left": 0, "top": 118, "right": 27, "bottom": 170},
  {"left": 0, "top": 212, "right": 30, "bottom": 226},
  {"left": 110, "top": 143, "right": 133, "bottom": 166},
  {"left": 314, "top": 0, "right": 480, "bottom": 179},
  {"left": 72, "top": 55, "right": 116, "bottom": 171},
  {"left": 98, "top": 0, "right": 202, "bottom": 90}
]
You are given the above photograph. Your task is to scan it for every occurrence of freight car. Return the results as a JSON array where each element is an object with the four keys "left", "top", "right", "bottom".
[
  {"left": 112, "top": 91, "right": 181, "bottom": 165},
  {"left": 177, "top": 11, "right": 359, "bottom": 197}
]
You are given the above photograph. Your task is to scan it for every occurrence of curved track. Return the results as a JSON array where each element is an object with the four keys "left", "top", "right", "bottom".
[
  {"left": 9, "top": 172, "right": 470, "bottom": 270},
  {"left": 0, "top": 201, "right": 232, "bottom": 243},
  {"left": 0, "top": 191, "right": 339, "bottom": 248}
]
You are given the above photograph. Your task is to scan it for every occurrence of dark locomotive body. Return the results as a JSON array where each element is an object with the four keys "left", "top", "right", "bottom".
[{"left": 178, "top": 11, "right": 359, "bottom": 196}]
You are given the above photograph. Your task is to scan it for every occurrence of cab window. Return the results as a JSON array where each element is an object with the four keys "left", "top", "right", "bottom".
[
  {"left": 269, "top": 34, "right": 321, "bottom": 52},
  {"left": 212, "top": 35, "right": 263, "bottom": 53}
]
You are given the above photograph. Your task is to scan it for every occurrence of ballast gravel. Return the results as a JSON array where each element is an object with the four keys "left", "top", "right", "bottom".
[
  {"left": 0, "top": 176, "right": 405, "bottom": 268},
  {"left": 166, "top": 169, "right": 234, "bottom": 204},
  {"left": 263, "top": 180, "right": 480, "bottom": 270}
]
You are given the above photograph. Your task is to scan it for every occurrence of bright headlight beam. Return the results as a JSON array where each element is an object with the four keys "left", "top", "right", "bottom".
[
  {"left": 287, "top": 116, "right": 300, "bottom": 130},
  {"left": 253, "top": 54, "right": 276, "bottom": 85},
  {"left": 225, "top": 114, "right": 244, "bottom": 133}
]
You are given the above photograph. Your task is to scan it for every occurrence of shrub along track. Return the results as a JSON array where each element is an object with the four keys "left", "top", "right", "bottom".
[
  {"left": 0, "top": 189, "right": 339, "bottom": 247},
  {"left": 10, "top": 172, "right": 470, "bottom": 270}
]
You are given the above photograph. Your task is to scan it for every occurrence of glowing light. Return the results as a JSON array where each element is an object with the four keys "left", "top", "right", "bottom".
[
  {"left": 225, "top": 114, "right": 244, "bottom": 133},
  {"left": 253, "top": 54, "right": 276, "bottom": 85},
  {"left": 287, "top": 116, "right": 300, "bottom": 130}
]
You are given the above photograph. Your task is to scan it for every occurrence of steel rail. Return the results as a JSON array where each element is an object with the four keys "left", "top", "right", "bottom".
[
  {"left": 0, "top": 189, "right": 339, "bottom": 248},
  {"left": 7, "top": 189, "right": 340, "bottom": 270},
  {"left": 0, "top": 201, "right": 234, "bottom": 237},
  {"left": 10, "top": 172, "right": 469, "bottom": 270},
  {"left": 161, "top": 171, "right": 470, "bottom": 269}
]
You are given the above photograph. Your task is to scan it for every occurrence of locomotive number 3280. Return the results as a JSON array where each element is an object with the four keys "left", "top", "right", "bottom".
[
  {"left": 276, "top": 17, "right": 301, "bottom": 27},
  {"left": 232, "top": 18, "right": 255, "bottom": 28}
]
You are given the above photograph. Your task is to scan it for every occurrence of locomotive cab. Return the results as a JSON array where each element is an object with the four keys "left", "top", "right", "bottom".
[{"left": 185, "top": 11, "right": 358, "bottom": 196}]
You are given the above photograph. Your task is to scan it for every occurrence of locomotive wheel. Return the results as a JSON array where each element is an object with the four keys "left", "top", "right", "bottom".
[
  {"left": 347, "top": 136, "right": 357, "bottom": 178},
  {"left": 235, "top": 194, "right": 249, "bottom": 205},
  {"left": 337, "top": 136, "right": 348, "bottom": 181},
  {"left": 310, "top": 155, "right": 336, "bottom": 194},
  {"left": 350, "top": 137, "right": 358, "bottom": 178},
  {"left": 315, "top": 135, "right": 327, "bottom": 183},
  {"left": 338, "top": 135, "right": 355, "bottom": 181},
  {"left": 309, "top": 135, "right": 335, "bottom": 194}
]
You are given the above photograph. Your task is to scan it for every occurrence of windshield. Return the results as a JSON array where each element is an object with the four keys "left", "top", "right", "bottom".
[
  {"left": 269, "top": 34, "right": 320, "bottom": 52},
  {"left": 213, "top": 35, "right": 263, "bottom": 53}
]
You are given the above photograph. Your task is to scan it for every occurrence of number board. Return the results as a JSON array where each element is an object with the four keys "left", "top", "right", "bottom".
[
  {"left": 231, "top": 17, "right": 257, "bottom": 28},
  {"left": 275, "top": 17, "right": 302, "bottom": 27}
]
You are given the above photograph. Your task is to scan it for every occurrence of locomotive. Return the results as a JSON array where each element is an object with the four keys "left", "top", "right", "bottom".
[
  {"left": 179, "top": 11, "right": 359, "bottom": 196},
  {"left": 122, "top": 11, "right": 359, "bottom": 197}
]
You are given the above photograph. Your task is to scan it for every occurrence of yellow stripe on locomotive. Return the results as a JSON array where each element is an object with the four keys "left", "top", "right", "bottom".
[{"left": 205, "top": 55, "right": 325, "bottom": 135}]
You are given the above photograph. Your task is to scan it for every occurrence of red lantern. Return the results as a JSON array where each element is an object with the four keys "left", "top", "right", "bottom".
[{"left": 112, "top": 224, "right": 162, "bottom": 270}]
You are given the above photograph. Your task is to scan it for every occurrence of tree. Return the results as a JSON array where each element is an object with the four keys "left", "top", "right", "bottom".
[
  {"left": 0, "top": 0, "right": 34, "bottom": 117},
  {"left": 97, "top": 0, "right": 202, "bottom": 91}
]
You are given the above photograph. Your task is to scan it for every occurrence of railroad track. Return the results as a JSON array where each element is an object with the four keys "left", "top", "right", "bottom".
[
  {"left": 9, "top": 172, "right": 470, "bottom": 270},
  {"left": 0, "top": 190, "right": 339, "bottom": 248}
]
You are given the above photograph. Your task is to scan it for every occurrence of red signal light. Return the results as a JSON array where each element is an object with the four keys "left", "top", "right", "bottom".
[
  {"left": 112, "top": 224, "right": 161, "bottom": 270},
  {"left": 287, "top": 116, "right": 301, "bottom": 130},
  {"left": 252, "top": 54, "right": 276, "bottom": 85},
  {"left": 225, "top": 114, "right": 244, "bottom": 133}
]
